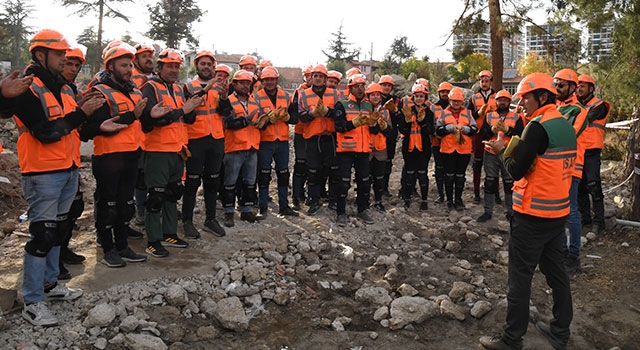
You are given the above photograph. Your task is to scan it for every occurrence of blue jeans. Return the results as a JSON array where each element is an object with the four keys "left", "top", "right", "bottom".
[
  {"left": 223, "top": 150, "right": 257, "bottom": 213},
  {"left": 21, "top": 169, "right": 78, "bottom": 304},
  {"left": 563, "top": 176, "right": 582, "bottom": 257},
  {"left": 258, "top": 141, "right": 290, "bottom": 211}
]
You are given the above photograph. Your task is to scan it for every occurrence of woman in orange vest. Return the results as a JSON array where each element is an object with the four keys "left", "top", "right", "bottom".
[
  {"left": 366, "top": 83, "right": 393, "bottom": 212},
  {"left": 436, "top": 87, "right": 477, "bottom": 211},
  {"left": 398, "top": 84, "right": 435, "bottom": 210}
]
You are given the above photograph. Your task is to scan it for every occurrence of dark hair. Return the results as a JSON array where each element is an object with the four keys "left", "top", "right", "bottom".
[{"left": 533, "top": 89, "right": 556, "bottom": 106}]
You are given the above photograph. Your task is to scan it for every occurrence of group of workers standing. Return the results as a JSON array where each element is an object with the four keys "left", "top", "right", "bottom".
[{"left": 0, "top": 28, "right": 610, "bottom": 350}]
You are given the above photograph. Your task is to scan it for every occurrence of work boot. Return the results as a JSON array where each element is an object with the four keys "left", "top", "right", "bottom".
[
  {"left": 535, "top": 321, "right": 568, "bottom": 350},
  {"left": 204, "top": 219, "right": 226, "bottom": 237},
  {"left": 222, "top": 213, "right": 235, "bottom": 227},
  {"left": 357, "top": 209, "right": 374, "bottom": 224},
  {"left": 183, "top": 220, "right": 201, "bottom": 239},
  {"left": 240, "top": 211, "right": 257, "bottom": 223},
  {"left": 278, "top": 206, "right": 299, "bottom": 217},
  {"left": 479, "top": 335, "right": 522, "bottom": 350},
  {"left": 477, "top": 213, "right": 492, "bottom": 223}
]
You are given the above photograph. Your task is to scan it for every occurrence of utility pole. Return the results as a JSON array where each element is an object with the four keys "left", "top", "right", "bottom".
[{"left": 369, "top": 42, "right": 374, "bottom": 81}]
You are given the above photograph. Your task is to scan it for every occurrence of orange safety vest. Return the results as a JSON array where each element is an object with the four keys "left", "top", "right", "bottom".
[
  {"left": 581, "top": 96, "right": 610, "bottom": 150},
  {"left": 405, "top": 102, "right": 432, "bottom": 152},
  {"left": 372, "top": 106, "right": 391, "bottom": 151},
  {"left": 471, "top": 91, "right": 496, "bottom": 130},
  {"left": 15, "top": 77, "right": 79, "bottom": 173},
  {"left": 91, "top": 84, "right": 143, "bottom": 156},
  {"left": 254, "top": 87, "right": 291, "bottom": 142},
  {"left": 558, "top": 95, "right": 588, "bottom": 179},
  {"left": 438, "top": 107, "right": 475, "bottom": 154},
  {"left": 336, "top": 95, "right": 372, "bottom": 153},
  {"left": 484, "top": 110, "right": 520, "bottom": 154},
  {"left": 431, "top": 103, "right": 445, "bottom": 147},
  {"left": 141, "top": 79, "right": 187, "bottom": 152},
  {"left": 299, "top": 87, "right": 339, "bottom": 139},
  {"left": 293, "top": 84, "right": 309, "bottom": 135},
  {"left": 183, "top": 79, "right": 225, "bottom": 140},
  {"left": 131, "top": 67, "right": 150, "bottom": 89},
  {"left": 224, "top": 93, "right": 261, "bottom": 153},
  {"left": 512, "top": 104, "right": 577, "bottom": 218}
]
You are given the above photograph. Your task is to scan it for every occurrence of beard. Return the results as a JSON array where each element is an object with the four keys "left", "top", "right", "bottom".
[{"left": 497, "top": 105, "right": 510, "bottom": 114}]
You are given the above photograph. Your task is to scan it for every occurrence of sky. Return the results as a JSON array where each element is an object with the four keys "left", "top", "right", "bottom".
[{"left": 31, "top": 0, "right": 469, "bottom": 68}]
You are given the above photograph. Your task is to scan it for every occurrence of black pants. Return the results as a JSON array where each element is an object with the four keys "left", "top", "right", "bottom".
[
  {"left": 183, "top": 136, "right": 224, "bottom": 221},
  {"left": 305, "top": 135, "right": 338, "bottom": 205},
  {"left": 402, "top": 149, "right": 430, "bottom": 201},
  {"left": 336, "top": 152, "right": 370, "bottom": 215},
  {"left": 442, "top": 151, "right": 470, "bottom": 203},
  {"left": 503, "top": 212, "right": 573, "bottom": 347}
]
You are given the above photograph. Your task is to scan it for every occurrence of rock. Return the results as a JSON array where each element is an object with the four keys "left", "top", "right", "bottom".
[
  {"left": 83, "top": 303, "right": 117, "bottom": 327},
  {"left": 354, "top": 286, "right": 392, "bottom": 306},
  {"left": 445, "top": 241, "right": 461, "bottom": 253},
  {"left": 306, "top": 264, "right": 322, "bottom": 272},
  {"left": 439, "top": 299, "right": 467, "bottom": 321},
  {"left": 331, "top": 319, "right": 344, "bottom": 331},
  {"left": 196, "top": 326, "right": 220, "bottom": 339},
  {"left": 373, "top": 254, "right": 398, "bottom": 267},
  {"left": 448, "top": 266, "right": 471, "bottom": 278},
  {"left": 401, "top": 232, "right": 417, "bottom": 241},
  {"left": 470, "top": 300, "right": 493, "bottom": 318},
  {"left": 448, "top": 281, "right": 475, "bottom": 302},
  {"left": 212, "top": 297, "right": 249, "bottom": 331},
  {"left": 388, "top": 296, "right": 439, "bottom": 329},
  {"left": 397, "top": 283, "right": 419, "bottom": 297},
  {"left": 263, "top": 250, "right": 284, "bottom": 264},
  {"left": 466, "top": 230, "right": 479, "bottom": 240},
  {"left": 158, "top": 323, "right": 185, "bottom": 343},
  {"left": 369, "top": 331, "right": 379, "bottom": 340},
  {"left": 373, "top": 306, "right": 389, "bottom": 321},
  {"left": 586, "top": 231, "right": 597, "bottom": 240},
  {"left": 496, "top": 251, "right": 509, "bottom": 265},
  {"left": 94, "top": 337, "right": 107, "bottom": 350},
  {"left": 273, "top": 290, "right": 290, "bottom": 306},
  {"left": 119, "top": 315, "right": 139, "bottom": 332},
  {"left": 109, "top": 333, "right": 125, "bottom": 345},
  {"left": 125, "top": 333, "right": 167, "bottom": 350},
  {"left": 243, "top": 263, "right": 263, "bottom": 285},
  {"left": 621, "top": 242, "right": 630, "bottom": 247}
]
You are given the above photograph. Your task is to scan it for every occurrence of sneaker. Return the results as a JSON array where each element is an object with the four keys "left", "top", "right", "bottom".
[
  {"left": 44, "top": 282, "right": 83, "bottom": 301},
  {"left": 118, "top": 247, "right": 147, "bottom": 263},
  {"left": 256, "top": 207, "right": 267, "bottom": 221},
  {"left": 222, "top": 213, "right": 235, "bottom": 227},
  {"left": 420, "top": 201, "right": 428, "bottom": 211},
  {"left": 563, "top": 254, "right": 580, "bottom": 274},
  {"left": 357, "top": 210, "right": 374, "bottom": 224},
  {"left": 373, "top": 202, "right": 385, "bottom": 212},
  {"left": 455, "top": 200, "right": 466, "bottom": 211},
  {"left": 101, "top": 249, "right": 127, "bottom": 268},
  {"left": 58, "top": 264, "right": 71, "bottom": 281},
  {"left": 204, "top": 219, "right": 226, "bottom": 237},
  {"left": 307, "top": 202, "right": 321, "bottom": 216},
  {"left": 479, "top": 334, "right": 522, "bottom": 350},
  {"left": 327, "top": 202, "right": 337, "bottom": 212},
  {"left": 436, "top": 195, "right": 445, "bottom": 204},
  {"left": 127, "top": 226, "right": 144, "bottom": 239},
  {"left": 183, "top": 220, "right": 201, "bottom": 239},
  {"left": 146, "top": 241, "right": 169, "bottom": 257},
  {"left": 446, "top": 201, "right": 455, "bottom": 211},
  {"left": 292, "top": 199, "right": 301, "bottom": 211},
  {"left": 473, "top": 194, "right": 481, "bottom": 204},
  {"left": 535, "top": 321, "right": 568, "bottom": 350},
  {"left": 22, "top": 302, "right": 58, "bottom": 326},
  {"left": 278, "top": 206, "right": 299, "bottom": 217},
  {"left": 477, "top": 213, "right": 492, "bottom": 223},
  {"left": 162, "top": 235, "right": 189, "bottom": 248},
  {"left": 60, "top": 248, "right": 85, "bottom": 265},
  {"left": 336, "top": 214, "right": 347, "bottom": 227},
  {"left": 240, "top": 211, "right": 257, "bottom": 223}
]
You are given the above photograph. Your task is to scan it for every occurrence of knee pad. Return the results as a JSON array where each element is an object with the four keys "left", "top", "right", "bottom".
[
  {"left": 294, "top": 159, "right": 307, "bottom": 175},
  {"left": 587, "top": 181, "right": 603, "bottom": 201},
  {"left": 484, "top": 177, "right": 498, "bottom": 194},
  {"left": 25, "top": 221, "right": 57, "bottom": 257},
  {"left": 166, "top": 181, "right": 185, "bottom": 202},
  {"left": 276, "top": 169, "right": 290, "bottom": 188},
  {"left": 258, "top": 169, "right": 272, "bottom": 189},
  {"left": 96, "top": 200, "right": 118, "bottom": 229},
  {"left": 503, "top": 179, "right": 514, "bottom": 193},
  {"left": 146, "top": 187, "right": 166, "bottom": 213},
  {"left": 222, "top": 185, "right": 236, "bottom": 208},
  {"left": 455, "top": 174, "right": 466, "bottom": 186},
  {"left": 417, "top": 170, "right": 428, "bottom": 184},
  {"left": 184, "top": 174, "right": 201, "bottom": 195},
  {"left": 472, "top": 158, "right": 483, "bottom": 173},
  {"left": 405, "top": 170, "right": 416, "bottom": 183},
  {"left": 55, "top": 212, "right": 72, "bottom": 246},
  {"left": 242, "top": 183, "right": 257, "bottom": 207},
  {"left": 118, "top": 199, "right": 136, "bottom": 224},
  {"left": 307, "top": 168, "right": 320, "bottom": 186},
  {"left": 69, "top": 191, "right": 84, "bottom": 220},
  {"left": 203, "top": 173, "right": 221, "bottom": 192},
  {"left": 135, "top": 169, "right": 146, "bottom": 190},
  {"left": 336, "top": 177, "right": 350, "bottom": 198}
]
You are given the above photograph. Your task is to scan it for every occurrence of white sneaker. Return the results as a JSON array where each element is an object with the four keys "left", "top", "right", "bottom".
[
  {"left": 44, "top": 282, "right": 83, "bottom": 301},
  {"left": 22, "top": 301, "right": 58, "bottom": 326}
]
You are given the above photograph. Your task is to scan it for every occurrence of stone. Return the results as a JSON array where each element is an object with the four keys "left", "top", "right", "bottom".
[
  {"left": 243, "top": 263, "right": 263, "bottom": 285},
  {"left": 119, "top": 315, "right": 139, "bottom": 333},
  {"left": 273, "top": 290, "right": 290, "bottom": 306},
  {"left": 306, "top": 264, "right": 322, "bottom": 272},
  {"left": 448, "top": 266, "right": 471, "bottom": 278},
  {"left": 388, "top": 296, "right": 439, "bottom": 330},
  {"left": 470, "top": 300, "right": 493, "bottom": 319},
  {"left": 445, "top": 241, "right": 461, "bottom": 253},
  {"left": 439, "top": 299, "right": 467, "bottom": 321},
  {"left": 94, "top": 337, "right": 107, "bottom": 350},
  {"left": 263, "top": 250, "right": 284, "bottom": 264},
  {"left": 83, "top": 303, "right": 117, "bottom": 327},
  {"left": 496, "top": 251, "right": 509, "bottom": 265},
  {"left": 374, "top": 254, "right": 398, "bottom": 267},
  {"left": 373, "top": 306, "right": 389, "bottom": 321},
  {"left": 354, "top": 286, "right": 392, "bottom": 306},
  {"left": 196, "top": 326, "right": 220, "bottom": 339},
  {"left": 466, "top": 230, "right": 479, "bottom": 240},
  {"left": 158, "top": 323, "right": 184, "bottom": 343},
  {"left": 124, "top": 333, "right": 167, "bottom": 350},
  {"left": 212, "top": 297, "right": 249, "bottom": 331},
  {"left": 448, "top": 281, "right": 475, "bottom": 302},
  {"left": 397, "top": 283, "right": 419, "bottom": 297}
]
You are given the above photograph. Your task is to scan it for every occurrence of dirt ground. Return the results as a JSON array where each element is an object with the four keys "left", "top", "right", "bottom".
[{"left": 1, "top": 150, "right": 640, "bottom": 349}]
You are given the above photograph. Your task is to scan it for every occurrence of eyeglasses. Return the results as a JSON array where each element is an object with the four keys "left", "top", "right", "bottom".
[{"left": 553, "top": 81, "right": 567, "bottom": 89}]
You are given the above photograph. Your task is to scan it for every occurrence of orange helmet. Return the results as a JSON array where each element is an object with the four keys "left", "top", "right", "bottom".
[
  {"left": 366, "top": 83, "right": 383, "bottom": 94},
  {"left": 553, "top": 68, "right": 578, "bottom": 85},
  {"left": 415, "top": 78, "right": 430, "bottom": 90},
  {"left": 215, "top": 64, "right": 232, "bottom": 76},
  {"left": 495, "top": 89, "right": 512, "bottom": 101},
  {"left": 260, "top": 66, "right": 279, "bottom": 79},
  {"left": 157, "top": 48, "right": 183, "bottom": 64},
  {"left": 194, "top": 50, "right": 216, "bottom": 65},
  {"left": 346, "top": 67, "right": 361, "bottom": 79},
  {"left": 311, "top": 64, "right": 328, "bottom": 77},
  {"left": 438, "top": 82, "right": 453, "bottom": 92},
  {"left": 348, "top": 73, "right": 367, "bottom": 86},
  {"left": 258, "top": 60, "right": 272, "bottom": 69},
  {"left": 514, "top": 72, "right": 557, "bottom": 98},
  {"left": 232, "top": 69, "right": 254, "bottom": 82},
  {"left": 412, "top": 84, "right": 428, "bottom": 95},
  {"left": 378, "top": 75, "right": 394, "bottom": 85},
  {"left": 134, "top": 43, "right": 155, "bottom": 56},
  {"left": 303, "top": 65, "right": 313, "bottom": 77},
  {"left": 29, "top": 29, "right": 71, "bottom": 52},
  {"left": 478, "top": 70, "right": 493, "bottom": 79},
  {"left": 328, "top": 70, "right": 343, "bottom": 81},
  {"left": 578, "top": 74, "right": 596, "bottom": 86},
  {"left": 239, "top": 55, "right": 257, "bottom": 66},
  {"left": 103, "top": 43, "right": 135, "bottom": 70},
  {"left": 65, "top": 48, "right": 86, "bottom": 64},
  {"left": 102, "top": 40, "right": 123, "bottom": 60},
  {"left": 448, "top": 87, "right": 465, "bottom": 101}
]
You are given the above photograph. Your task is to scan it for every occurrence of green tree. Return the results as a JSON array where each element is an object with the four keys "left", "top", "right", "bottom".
[
  {"left": 327, "top": 60, "right": 347, "bottom": 76},
  {"left": 446, "top": 52, "right": 491, "bottom": 84},
  {"left": 76, "top": 27, "right": 100, "bottom": 72},
  {"left": 517, "top": 52, "right": 553, "bottom": 75},
  {"left": 322, "top": 24, "right": 360, "bottom": 66},
  {"left": 146, "top": 0, "right": 204, "bottom": 50},
  {"left": 57, "top": 0, "right": 132, "bottom": 73},
  {"left": 0, "top": 0, "right": 33, "bottom": 70},
  {"left": 378, "top": 36, "right": 417, "bottom": 75},
  {"left": 399, "top": 57, "right": 430, "bottom": 80}
]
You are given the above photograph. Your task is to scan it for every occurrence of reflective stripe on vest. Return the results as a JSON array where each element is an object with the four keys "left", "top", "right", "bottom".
[
  {"left": 254, "top": 87, "right": 291, "bottom": 142},
  {"left": 183, "top": 80, "right": 225, "bottom": 140},
  {"left": 558, "top": 96, "right": 588, "bottom": 178},
  {"left": 142, "top": 79, "right": 187, "bottom": 152},
  {"left": 300, "top": 87, "right": 338, "bottom": 139},
  {"left": 92, "top": 84, "right": 143, "bottom": 155},
  {"left": 373, "top": 107, "right": 390, "bottom": 151},
  {"left": 224, "top": 94, "right": 261, "bottom": 153},
  {"left": 582, "top": 96, "right": 609, "bottom": 150},
  {"left": 431, "top": 104, "right": 445, "bottom": 147},
  {"left": 336, "top": 96, "right": 372, "bottom": 153},
  {"left": 437, "top": 107, "right": 474, "bottom": 154},
  {"left": 484, "top": 110, "right": 519, "bottom": 154},
  {"left": 471, "top": 92, "right": 496, "bottom": 129}
]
